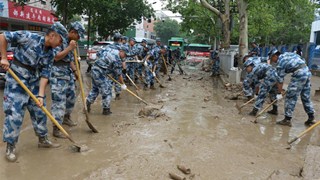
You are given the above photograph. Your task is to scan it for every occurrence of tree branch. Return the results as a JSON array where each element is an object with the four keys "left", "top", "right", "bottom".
[{"left": 199, "top": 0, "right": 221, "bottom": 16}]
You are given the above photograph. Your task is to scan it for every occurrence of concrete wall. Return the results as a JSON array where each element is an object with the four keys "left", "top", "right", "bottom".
[{"left": 219, "top": 50, "right": 241, "bottom": 84}]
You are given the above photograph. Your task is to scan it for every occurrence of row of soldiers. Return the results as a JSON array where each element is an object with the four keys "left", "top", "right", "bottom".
[
  {"left": 85, "top": 34, "right": 184, "bottom": 116},
  {"left": 0, "top": 21, "right": 86, "bottom": 162},
  {"left": 0, "top": 22, "right": 184, "bottom": 162},
  {"left": 242, "top": 49, "right": 316, "bottom": 127}
]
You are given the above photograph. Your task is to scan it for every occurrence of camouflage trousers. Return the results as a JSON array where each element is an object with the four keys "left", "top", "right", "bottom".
[
  {"left": 50, "top": 66, "right": 76, "bottom": 125},
  {"left": 87, "top": 66, "right": 112, "bottom": 109},
  {"left": 3, "top": 70, "right": 47, "bottom": 145},
  {"left": 284, "top": 67, "right": 314, "bottom": 117},
  {"left": 145, "top": 61, "right": 155, "bottom": 86},
  {"left": 126, "top": 61, "right": 137, "bottom": 81},
  {"left": 254, "top": 69, "right": 278, "bottom": 109},
  {"left": 211, "top": 60, "right": 220, "bottom": 75},
  {"left": 243, "top": 74, "right": 255, "bottom": 97}
]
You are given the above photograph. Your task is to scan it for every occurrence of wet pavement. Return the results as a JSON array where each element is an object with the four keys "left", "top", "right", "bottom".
[{"left": 0, "top": 61, "right": 319, "bottom": 179}]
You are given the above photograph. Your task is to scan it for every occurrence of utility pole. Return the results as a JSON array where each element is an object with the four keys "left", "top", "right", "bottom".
[
  {"left": 87, "top": 9, "right": 91, "bottom": 49},
  {"left": 62, "top": 0, "right": 68, "bottom": 26}
]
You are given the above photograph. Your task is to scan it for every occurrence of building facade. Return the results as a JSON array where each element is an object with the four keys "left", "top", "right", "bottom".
[{"left": 0, "top": 0, "right": 57, "bottom": 31}]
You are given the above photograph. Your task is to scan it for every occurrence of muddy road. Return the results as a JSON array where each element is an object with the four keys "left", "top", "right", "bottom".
[{"left": 0, "top": 61, "right": 319, "bottom": 179}]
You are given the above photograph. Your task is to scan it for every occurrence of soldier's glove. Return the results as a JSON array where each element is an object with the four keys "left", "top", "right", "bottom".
[
  {"left": 122, "top": 69, "right": 127, "bottom": 74},
  {"left": 152, "top": 72, "right": 156, "bottom": 77},
  {"left": 121, "top": 84, "right": 127, "bottom": 90},
  {"left": 144, "top": 61, "right": 148, "bottom": 67},
  {"left": 276, "top": 94, "right": 283, "bottom": 100}
]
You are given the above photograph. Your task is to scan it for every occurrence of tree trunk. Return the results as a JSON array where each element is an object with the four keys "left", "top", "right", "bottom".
[
  {"left": 220, "top": 14, "right": 230, "bottom": 49},
  {"left": 237, "top": 0, "right": 248, "bottom": 65},
  {"left": 199, "top": 0, "right": 230, "bottom": 49}
]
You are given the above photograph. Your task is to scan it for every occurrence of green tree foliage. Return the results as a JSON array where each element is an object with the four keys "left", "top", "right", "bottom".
[
  {"left": 154, "top": 19, "right": 181, "bottom": 45},
  {"left": 13, "top": 0, "right": 153, "bottom": 38},
  {"left": 166, "top": 0, "right": 317, "bottom": 46},
  {"left": 169, "top": 1, "right": 220, "bottom": 44}
]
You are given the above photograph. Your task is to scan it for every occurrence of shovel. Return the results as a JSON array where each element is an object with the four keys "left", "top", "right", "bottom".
[
  {"left": 315, "top": 88, "right": 320, "bottom": 97},
  {"left": 7, "top": 68, "right": 84, "bottom": 152},
  {"left": 125, "top": 73, "right": 141, "bottom": 95},
  {"left": 161, "top": 55, "right": 171, "bottom": 81},
  {"left": 107, "top": 75, "right": 149, "bottom": 105},
  {"left": 288, "top": 120, "right": 320, "bottom": 145},
  {"left": 235, "top": 97, "right": 255, "bottom": 113},
  {"left": 256, "top": 92, "right": 286, "bottom": 118},
  {"left": 146, "top": 66, "right": 165, "bottom": 88},
  {"left": 73, "top": 49, "right": 99, "bottom": 133}
]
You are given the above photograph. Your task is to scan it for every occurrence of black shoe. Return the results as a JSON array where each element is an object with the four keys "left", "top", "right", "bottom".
[
  {"left": 276, "top": 116, "right": 292, "bottom": 127},
  {"left": 38, "top": 136, "right": 61, "bottom": 148},
  {"left": 86, "top": 100, "right": 91, "bottom": 113},
  {"left": 115, "top": 94, "right": 121, "bottom": 100},
  {"left": 305, "top": 113, "right": 316, "bottom": 126},
  {"left": 249, "top": 108, "right": 258, "bottom": 116},
  {"left": 52, "top": 126, "right": 66, "bottom": 139},
  {"left": 267, "top": 105, "right": 278, "bottom": 115},
  {"left": 102, "top": 108, "right": 112, "bottom": 115},
  {"left": 6, "top": 143, "right": 17, "bottom": 162},
  {"left": 150, "top": 84, "right": 156, "bottom": 90},
  {"left": 63, "top": 115, "right": 77, "bottom": 127}
]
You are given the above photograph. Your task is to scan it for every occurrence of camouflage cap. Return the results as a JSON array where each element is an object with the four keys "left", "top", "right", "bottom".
[
  {"left": 268, "top": 48, "right": 280, "bottom": 56},
  {"left": 142, "top": 39, "right": 147, "bottom": 43},
  {"left": 70, "top": 21, "right": 86, "bottom": 38},
  {"left": 156, "top": 38, "right": 161, "bottom": 42},
  {"left": 129, "top": 37, "right": 136, "bottom": 42},
  {"left": 50, "top": 22, "right": 68, "bottom": 42},
  {"left": 243, "top": 58, "right": 255, "bottom": 69}
]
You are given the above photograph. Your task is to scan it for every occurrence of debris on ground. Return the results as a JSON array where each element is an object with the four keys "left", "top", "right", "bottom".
[{"left": 138, "top": 104, "right": 165, "bottom": 118}]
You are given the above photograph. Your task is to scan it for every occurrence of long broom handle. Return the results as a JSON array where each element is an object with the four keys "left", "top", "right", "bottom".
[
  {"left": 256, "top": 92, "right": 286, "bottom": 118},
  {"left": 161, "top": 55, "right": 169, "bottom": 74},
  {"left": 145, "top": 66, "right": 163, "bottom": 86},
  {"left": 239, "top": 97, "right": 255, "bottom": 109},
  {"left": 107, "top": 75, "right": 148, "bottom": 105},
  {"left": 7, "top": 68, "right": 74, "bottom": 143},
  {"left": 126, "top": 73, "right": 140, "bottom": 90},
  {"left": 288, "top": 120, "right": 320, "bottom": 144},
  {"left": 73, "top": 49, "right": 87, "bottom": 110}
]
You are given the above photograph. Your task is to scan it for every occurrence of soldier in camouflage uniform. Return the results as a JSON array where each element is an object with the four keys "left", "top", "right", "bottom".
[
  {"left": 86, "top": 47, "right": 127, "bottom": 115},
  {"left": 243, "top": 59, "right": 279, "bottom": 116},
  {"left": 108, "top": 33, "right": 127, "bottom": 99},
  {"left": 210, "top": 50, "right": 220, "bottom": 76},
  {"left": 126, "top": 38, "right": 138, "bottom": 83},
  {"left": 0, "top": 22, "right": 66, "bottom": 162},
  {"left": 269, "top": 49, "right": 316, "bottom": 127},
  {"left": 144, "top": 45, "right": 166, "bottom": 89},
  {"left": 242, "top": 55, "right": 269, "bottom": 100},
  {"left": 134, "top": 39, "right": 148, "bottom": 80},
  {"left": 50, "top": 21, "right": 85, "bottom": 138}
]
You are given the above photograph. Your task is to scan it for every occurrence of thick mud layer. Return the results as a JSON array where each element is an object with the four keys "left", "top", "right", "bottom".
[{"left": 0, "top": 61, "right": 320, "bottom": 179}]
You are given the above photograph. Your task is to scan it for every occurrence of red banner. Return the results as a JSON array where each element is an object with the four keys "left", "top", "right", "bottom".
[{"left": 8, "top": 2, "right": 58, "bottom": 25}]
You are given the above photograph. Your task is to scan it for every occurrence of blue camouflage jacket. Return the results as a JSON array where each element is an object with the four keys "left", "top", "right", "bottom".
[
  {"left": 4, "top": 31, "right": 54, "bottom": 79},
  {"left": 276, "top": 52, "right": 306, "bottom": 83}
]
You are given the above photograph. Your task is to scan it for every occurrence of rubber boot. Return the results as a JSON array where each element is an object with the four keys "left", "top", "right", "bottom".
[
  {"left": 171, "top": 68, "right": 174, "bottom": 74},
  {"left": 276, "top": 116, "right": 292, "bottom": 127},
  {"left": 86, "top": 100, "right": 91, "bottom": 113},
  {"left": 249, "top": 107, "right": 259, "bottom": 116},
  {"left": 63, "top": 114, "right": 77, "bottom": 127},
  {"left": 102, "top": 108, "right": 112, "bottom": 115},
  {"left": 115, "top": 93, "right": 121, "bottom": 100},
  {"left": 305, "top": 113, "right": 316, "bottom": 126},
  {"left": 53, "top": 126, "right": 66, "bottom": 139},
  {"left": 267, "top": 105, "right": 278, "bottom": 115},
  {"left": 38, "top": 136, "right": 61, "bottom": 148},
  {"left": 6, "top": 143, "right": 17, "bottom": 162},
  {"left": 150, "top": 83, "right": 155, "bottom": 90},
  {"left": 143, "top": 84, "right": 149, "bottom": 91}
]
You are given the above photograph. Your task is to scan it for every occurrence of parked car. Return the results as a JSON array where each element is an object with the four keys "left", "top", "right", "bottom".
[{"left": 86, "top": 41, "right": 113, "bottom": 73}]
